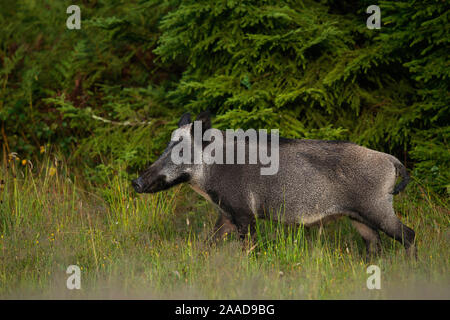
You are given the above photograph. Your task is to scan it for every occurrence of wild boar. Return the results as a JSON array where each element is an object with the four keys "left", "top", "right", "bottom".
[{"left": 132, "top": 111, "right": 415, "bottom": 257}]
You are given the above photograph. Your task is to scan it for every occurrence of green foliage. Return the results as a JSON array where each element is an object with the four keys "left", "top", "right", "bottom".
[
  {"left": 0, "top": 0, "right": 448, "bottom": 193},
  {"left": 0, "top": 0, "right": 181, "bottom": 177},
  {"left": 378, "top": 0, "right": 450, "bottom": 193}
]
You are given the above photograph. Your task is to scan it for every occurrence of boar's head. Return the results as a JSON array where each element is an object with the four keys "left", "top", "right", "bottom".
[{"left": 132, "top": 111, "right": 211, "bottom": 193}]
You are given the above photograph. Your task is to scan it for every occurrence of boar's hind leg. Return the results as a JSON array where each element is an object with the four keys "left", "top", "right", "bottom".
[
  {"left": 350, "top": 219, "right": 381, "bottom": 258},
  {"left": 366, "top": 203, "right": 416, "bottom": 258},
  {"left": 380, "top": 218, "right": 416, "bottom": 258}
]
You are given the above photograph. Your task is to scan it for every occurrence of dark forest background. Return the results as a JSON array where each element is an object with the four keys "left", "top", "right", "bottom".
[{"left": 1, "top": 0, "right": 448, "bottom": 193}]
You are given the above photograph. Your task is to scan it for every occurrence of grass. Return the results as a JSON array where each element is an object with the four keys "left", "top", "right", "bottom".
[{"left": 0, "top": 154, "right": 449, "bottom": 299}]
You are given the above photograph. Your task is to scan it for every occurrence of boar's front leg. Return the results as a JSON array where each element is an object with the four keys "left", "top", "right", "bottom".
[
  {"left": 209, "top": 212, "right": 256, "bottom": 248},
  {"left": 235, "top": 214, "right": 256, "bottom": 243},
  {"left": 230, "top": 213, "right": 257, "bottom": 252},
  {"left": 209, "top": 213, "right": 237, "bottom": 243}
]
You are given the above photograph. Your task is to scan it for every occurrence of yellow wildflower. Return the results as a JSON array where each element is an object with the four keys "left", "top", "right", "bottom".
[{"left": 49, "top": 167, "right": 57, "bottom": 177}]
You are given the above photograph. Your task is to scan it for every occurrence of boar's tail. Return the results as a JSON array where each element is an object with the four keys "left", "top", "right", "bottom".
[{"left": 389, "top": 156, "right": 410, "bottom": 195}]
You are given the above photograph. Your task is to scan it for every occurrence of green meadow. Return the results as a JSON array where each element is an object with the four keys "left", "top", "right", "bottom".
[{"left": 1, "top": 155, "right": 448, "bottom": 299}]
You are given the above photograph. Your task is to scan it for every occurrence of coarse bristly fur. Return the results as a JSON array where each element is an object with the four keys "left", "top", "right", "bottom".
[{"left": 132, "top": 111, "right": 416, "bottom": 258}]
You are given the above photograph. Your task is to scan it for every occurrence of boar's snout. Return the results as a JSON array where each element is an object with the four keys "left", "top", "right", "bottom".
[{"left": 132, "top": 177, "right": 145, "bottom": 193}]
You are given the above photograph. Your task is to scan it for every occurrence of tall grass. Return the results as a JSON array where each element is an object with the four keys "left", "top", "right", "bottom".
[{"left": 0, "top": 154, "right": 448, "bottom": 299}]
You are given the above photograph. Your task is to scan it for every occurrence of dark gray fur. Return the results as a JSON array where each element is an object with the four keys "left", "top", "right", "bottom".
[{"left": 132, "top": 112, "right": 415, "bottom": 258}]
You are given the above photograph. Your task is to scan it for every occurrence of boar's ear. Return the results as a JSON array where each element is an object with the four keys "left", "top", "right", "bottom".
[
  {"left": 191, "top": 110, "right": 213, "bottom": 148},
  {"left": 195, "top": 110, "right": 211, "bottom": 131},
  {"left": 178, "top": 112, "right": 191, "bottom": 127}
]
